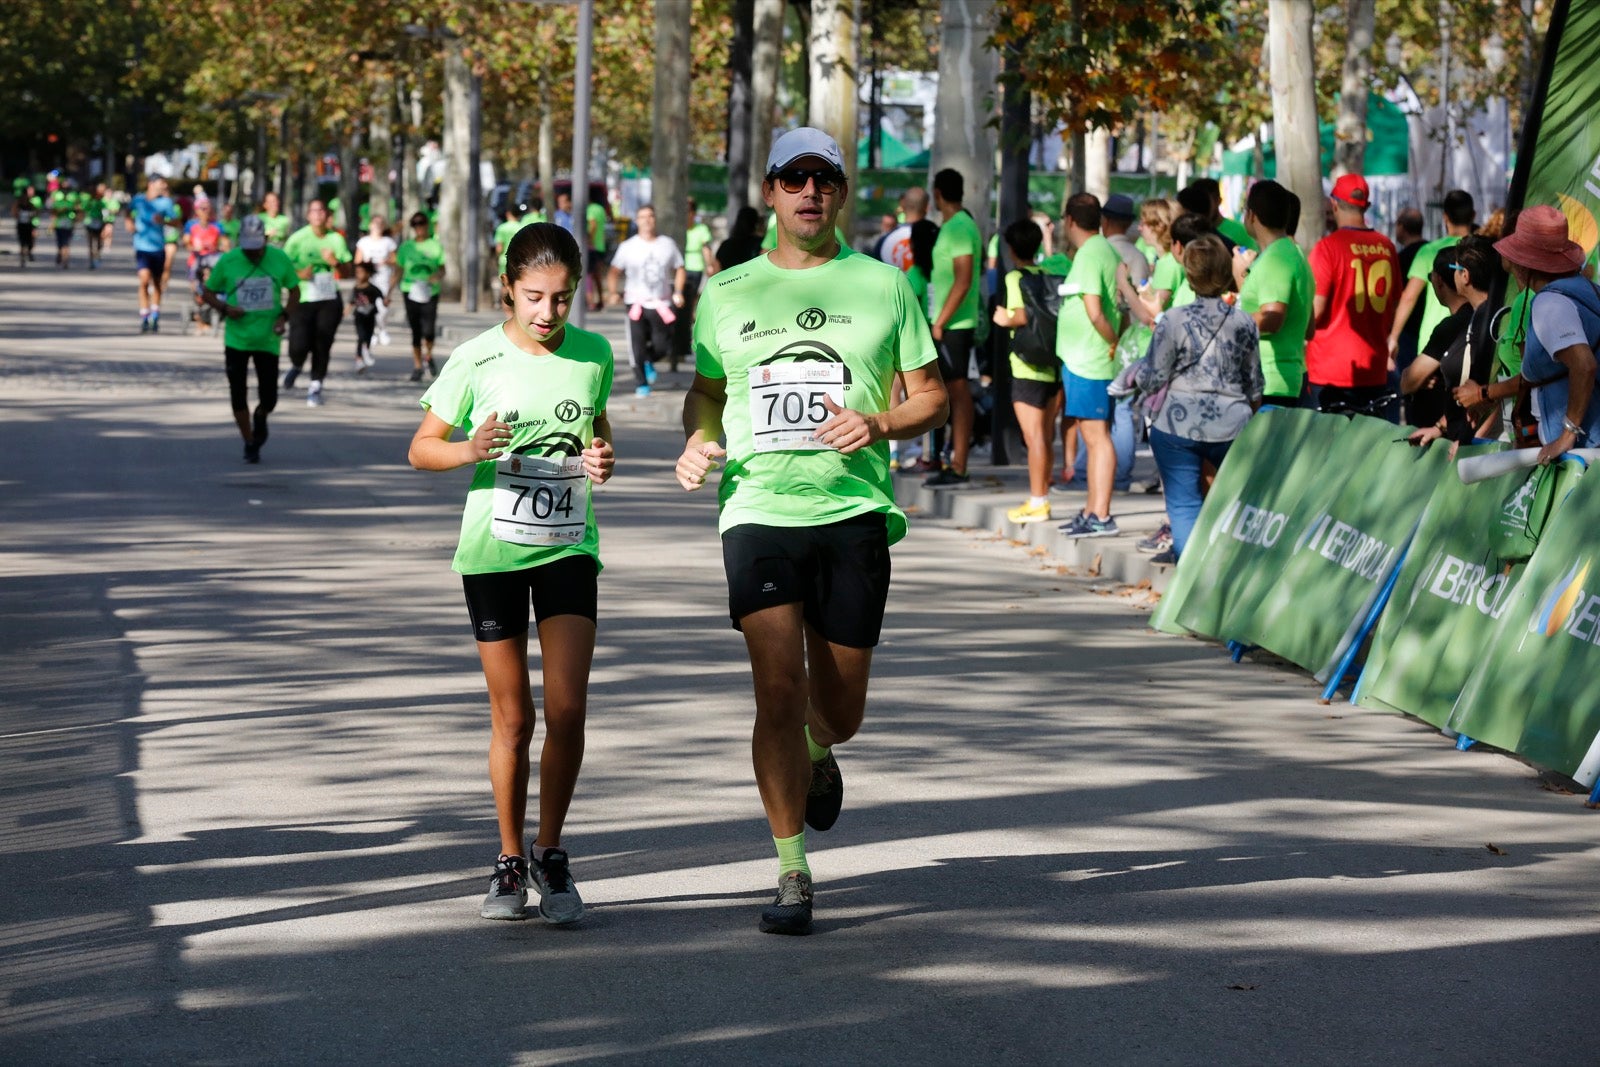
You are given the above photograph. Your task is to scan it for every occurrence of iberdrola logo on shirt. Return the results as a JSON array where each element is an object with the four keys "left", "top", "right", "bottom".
[{"left": 757, "top": 340, "right": 853, "bottom": 389}]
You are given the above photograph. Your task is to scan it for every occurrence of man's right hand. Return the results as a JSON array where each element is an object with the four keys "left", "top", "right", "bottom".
[{"left": 676, "top": 441, "right": 725, "bottom": 491}]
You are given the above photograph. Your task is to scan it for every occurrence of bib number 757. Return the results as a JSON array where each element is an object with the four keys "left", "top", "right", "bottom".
[
  {"left": 491, "top": 454, "right": 588, "bottom": 546},
  {"left": 749, "top": 362, "right": 846, "bottom": 451}
]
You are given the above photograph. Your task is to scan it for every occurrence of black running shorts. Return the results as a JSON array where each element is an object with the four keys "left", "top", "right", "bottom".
[
  {"left": 721, "top": 512, "right": 891, "bottom": 649},
  {"left": 934, "top": 327, "right": 976, "bottom": 382},
  {"left": 1011, "top": 375, "right": 1062, "bottom": 410},
  {"left": 461, "top": 554, "right": 598, "bottom": 642}
]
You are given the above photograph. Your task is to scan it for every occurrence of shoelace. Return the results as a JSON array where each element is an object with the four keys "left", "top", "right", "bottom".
[
  {"left": 775, "top": 874, "right": 811, "bottom": 906},
  {"left": 493, "top": 857, "right": 525, "bottom": 895},
  {"left": 540, "top": 853, "right": 571, "bottom": 893}
]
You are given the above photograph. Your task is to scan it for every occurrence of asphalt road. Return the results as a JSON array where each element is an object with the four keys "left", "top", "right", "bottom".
[{"left": 3, "top": 237, "right": 1598, "bottom": 1065}]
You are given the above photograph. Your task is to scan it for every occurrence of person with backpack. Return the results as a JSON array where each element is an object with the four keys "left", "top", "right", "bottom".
[
  {"left": 1458, "top": 205, "right": 1600, "bottom": 463},
  {"left": 993, "top": 218, "right": 1067, "bottom": 523}
]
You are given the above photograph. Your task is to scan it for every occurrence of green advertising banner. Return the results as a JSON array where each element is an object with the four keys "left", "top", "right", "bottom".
[
  {"left": 1355, "top": 452, "right": 1584, "bottom": 727},
  {"left": 1150, "top": 408, "right": 1342, "bottom": 636},
  {"left": 1447, "top": 466, "right": 1600, "bottom": 782},
  {"left": 1166, "top": 412, "right": 1385, "bottom": 642},
  {"left": 1219, "top": 419, "right": 1443, "bottom": 677}
]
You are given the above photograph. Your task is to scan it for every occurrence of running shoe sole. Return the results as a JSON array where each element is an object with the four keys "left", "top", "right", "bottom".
[{"left": 805, "top": 752, "right": 843, "bottom": 832}]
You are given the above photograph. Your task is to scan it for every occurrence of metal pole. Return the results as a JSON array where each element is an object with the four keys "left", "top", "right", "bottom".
[
  {"left": 571, "top": 0, "right": 594, "bottom": 330},
  {"left": 465, "top": 70, "right": 482, "bottom": 312}
]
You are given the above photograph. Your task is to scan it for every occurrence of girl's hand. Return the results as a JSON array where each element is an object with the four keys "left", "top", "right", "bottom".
[
  {"left": 582, "top": 437, "right": 615, "bottom": 484},
  {"left": 470, "top": 412, "right": 512, "bottom": 461}
]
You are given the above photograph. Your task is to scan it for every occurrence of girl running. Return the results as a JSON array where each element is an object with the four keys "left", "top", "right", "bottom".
[{"left": 407, "top": 223, "right": 615, "bottom": 925}]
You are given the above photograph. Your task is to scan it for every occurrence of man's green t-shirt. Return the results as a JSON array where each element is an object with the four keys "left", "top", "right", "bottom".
[
  {"left": 930, "top": 209, "right": 982, "bottom": 330},
  {"left": 283, "top": 226, "right": 352, "bottom": 302},
  {"left": 692, "top": 245, "right": 938, "bottom": 544},
  {"left": 685, "top": 222, "right": 713, "bottom": 273},
  {"left": 259, "top": 212, "right": 291, "bottom": 247},
  {"left": 1239, "top": 237, "right": 1315, "bottom": 397},
  {"left": 220, "top": 217, "right": 241, "bottom": 246},
  {"left": 205, "top": 246, "right": 299, "bottom": 353},
  {"left": 586, "top": 202, "right": 608, "bottom": 252},
  {"left": 1004, "top": 266, "right": 1063, "bottom": 384},
  {"left": 1497, "top": 287, "right": 1531, "bottom": 378},
  {"left": 1410, "top": 234, "right": 1463, "bottom": 347},
  {"left": 397, "top": 237, "right": 445, "bottom": 299},
  {"left": 1217, "top": 216, "right": 1258, "bottom": 253},
  {"left": 907, "top": 265, "right": 931, "bottom": 322},
  {"left": 419, "top": 322, "right": 613, "bottom": 575},
  {"left": 520, "top": 210, "right": 547, "bottom": 226},
  {"left": 50, "top": 192, "right": 77, "bottom": 227},
  {"left": 1038, "top": 252, "right": 1073, "bottom": 276},
  {"left": 1055, "top": 233, "right": 1123, "bottom": 380}
]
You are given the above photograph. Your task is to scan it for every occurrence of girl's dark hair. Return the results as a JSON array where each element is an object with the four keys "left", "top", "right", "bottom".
[
  {"left": 1453, "top": 233, "right": 1502, "bottom": 293},
  {"left": 502, "top": 222, "right": 583, "bottom": 306},
  {"left": 730, "top": 206, "right": 761, "bottom": 241}
]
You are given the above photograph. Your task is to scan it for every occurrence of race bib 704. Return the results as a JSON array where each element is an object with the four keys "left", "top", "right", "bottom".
[{"left": 491, "top": 454, "right": 588, "bottom": 546}]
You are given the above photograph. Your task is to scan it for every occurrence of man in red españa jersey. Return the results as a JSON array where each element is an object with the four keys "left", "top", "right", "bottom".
[{"left": 1306, "top": 174, "right": 1400, "bottom": 417}]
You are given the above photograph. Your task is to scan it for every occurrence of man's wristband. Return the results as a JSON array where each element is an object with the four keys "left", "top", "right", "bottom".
[{"left": 1563, "top": 416, "right": 1586, "bottom": 440}]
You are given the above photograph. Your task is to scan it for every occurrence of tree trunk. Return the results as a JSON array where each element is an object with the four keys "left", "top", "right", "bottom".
[
  {"left": 538, "top": 91, "right": 554, "bottom": 210},
  {"left": 368, "top": 85, "right": 393, "bottom": 228},
  {"left": 726, "top": 0, "right": 755, "bottom": 220},
  {"left": 438, "top": 39, "right": 471, "bottom": 302},
  {"left": 1333, "top": 0, "right": 1375, "bottom": 177},
  {"left": 652, "top": 0, "right": 694, "bottom": 246},
  {"left": 997, "top": 52, "right": 1031, "bottom": 231},
  {"left": 748, "top": 0, "right": 783, "bottom": 209},
  {"left": 1085, "top": 126, "right": 1111, "bottom": 201},
  {"left": 809, "top": 0, "right": 858, "bottom": 238},
  {"left": 337, "top": 124, "right": 360, "bottom": 237},
  {"left": 930, "top": 1, "right": 998, "bottom": 235},
  {"left": 1269, "top": 0, "right": 1324, "bottom": 251}
]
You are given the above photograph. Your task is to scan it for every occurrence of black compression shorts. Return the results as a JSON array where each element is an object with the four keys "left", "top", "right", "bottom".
[
  {"left": 461, "top": 554, "right": 598, "bottom": 642},
  {"left": 721, "top": 512, "right": 891, "bottom": 649}
]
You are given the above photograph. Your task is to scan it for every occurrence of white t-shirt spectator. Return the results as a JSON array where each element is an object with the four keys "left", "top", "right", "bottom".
[
  {"left": 355, "top": 234, "right": 398, "bottom": 294},
  {"left": 610, "top": 234, "right": 683, "bottom": 306}
]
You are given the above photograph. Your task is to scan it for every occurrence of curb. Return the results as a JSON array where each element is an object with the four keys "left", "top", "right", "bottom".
[{"left": 894, "top": 474, "right": 1177, "bottom": 592}]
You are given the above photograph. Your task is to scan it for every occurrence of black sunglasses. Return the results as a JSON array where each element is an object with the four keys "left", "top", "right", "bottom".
[{"left": 770, "top": 167, "right": 845, "bottom": 195}]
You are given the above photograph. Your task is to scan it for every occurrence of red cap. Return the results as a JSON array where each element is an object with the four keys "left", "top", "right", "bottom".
[{"left": 1331, "top": 173, "right": 1370, "bottom": 210}]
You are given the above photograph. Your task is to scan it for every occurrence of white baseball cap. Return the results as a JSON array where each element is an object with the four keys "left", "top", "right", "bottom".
[{"left": 765, "top": 127, "right": 847, "bottom": 177}]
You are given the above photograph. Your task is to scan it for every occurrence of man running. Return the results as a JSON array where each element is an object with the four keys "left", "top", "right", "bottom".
[
  {"left": 127, "top": 176, "right": 178, "bottom": 332},
  {"left": 13, "top": 182, "right": 43, "bottom": 267},
  {"left": 605, "top": 204, "right": 684, "bottom": 396},
  {"left": 85, "top": 182, "right": 116, "bottom": 270},
  {"left": 675, "top": 127, "right": 948, "bottom": 935},
  {"left": 49, "top": 182, "right": 78, "bottom": 269},
  {"left": 283, "top": 200, "right": 352, "bottom": 406}
]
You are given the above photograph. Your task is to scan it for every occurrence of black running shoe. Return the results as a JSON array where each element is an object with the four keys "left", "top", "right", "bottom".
[
  {"left": 409, "top": 366, "right": 424, "bottom": 383},
  {"left": 243, "top": 442, "right": 260, "bottom": 464},
  {"left": 282, "top": 366, "right": 299, "bottom": 390},
  {"left": 922, "top": 465, "right": 969, "bottom": 488},
  {"left": 805, "top": 751, "right": 843, "bottom": 831},
  {"left": 252, "top": 410, "right": 269, "bottom": 447},
  {"left": 427, "top": 357, "right": 439, "bottom": 378},
  {"left": 759, "top": 871, "right": 813, "bottom": 935}
]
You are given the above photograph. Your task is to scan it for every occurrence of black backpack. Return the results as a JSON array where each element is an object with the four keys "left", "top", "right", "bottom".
[{"left": 1011, "top": 270, "right": 1062, "bottom": 368}]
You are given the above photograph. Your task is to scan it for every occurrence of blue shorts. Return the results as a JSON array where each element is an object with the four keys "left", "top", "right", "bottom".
[
  {"left": 135, "top": 249, "right": 166, "bottom": 276},
  {"left": 1063, "top": 370, "right": 1112, "bottom": 420}
]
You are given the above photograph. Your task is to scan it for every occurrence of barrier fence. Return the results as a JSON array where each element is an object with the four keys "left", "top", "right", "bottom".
[{"left": 1153, "top": 408, "right": 1600, "bottom": 802}]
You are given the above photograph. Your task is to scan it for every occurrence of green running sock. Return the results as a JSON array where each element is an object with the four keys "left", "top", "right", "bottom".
[
  {"left": 804, "top": 725, "right": 830, "bottom": 763},
  {"left": 774, "top": 831, "right": 810, "bottom": 877}
]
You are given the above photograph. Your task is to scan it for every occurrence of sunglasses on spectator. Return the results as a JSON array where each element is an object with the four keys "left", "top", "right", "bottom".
[{"left": 770, "top": 167, "right": 845, "bottom": 195}]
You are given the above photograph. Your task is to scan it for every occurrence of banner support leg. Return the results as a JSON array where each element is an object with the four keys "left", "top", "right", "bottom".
[{"left": 1455, "top": 734, "right": 1476, "bottom": 751}]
